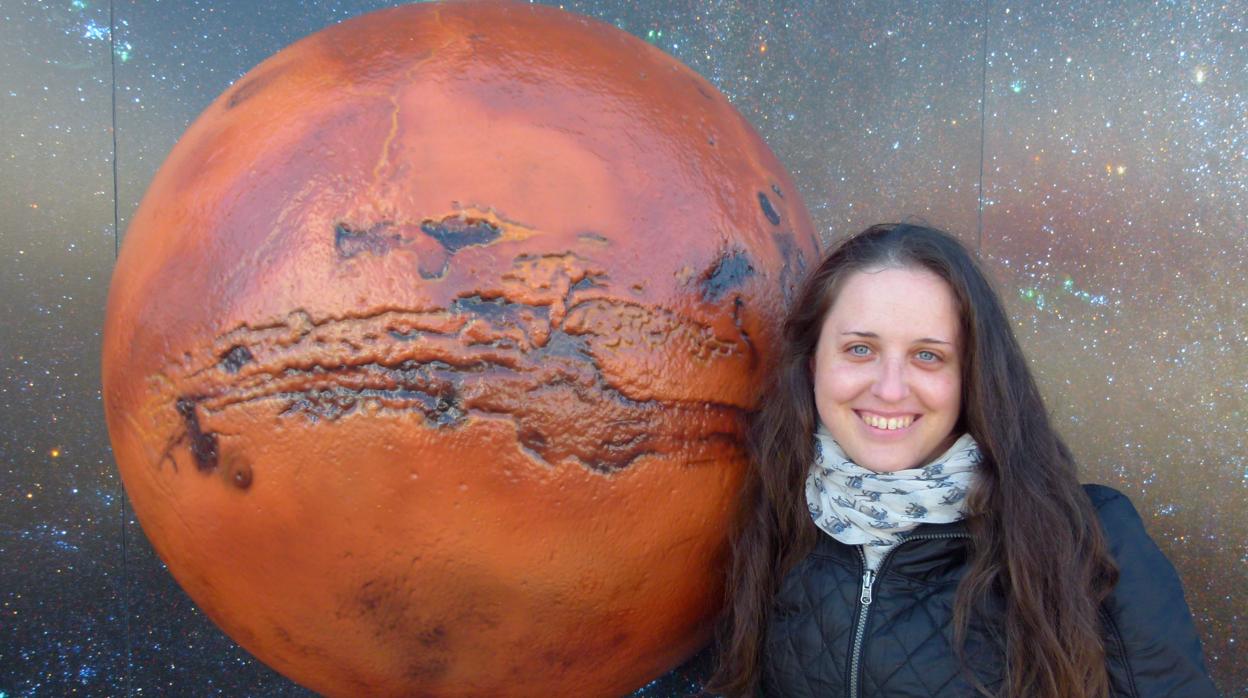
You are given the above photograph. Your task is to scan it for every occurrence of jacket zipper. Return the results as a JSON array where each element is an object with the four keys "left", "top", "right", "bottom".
[{"left": 846, "top": 531, "right": 970, "bottom": 698}]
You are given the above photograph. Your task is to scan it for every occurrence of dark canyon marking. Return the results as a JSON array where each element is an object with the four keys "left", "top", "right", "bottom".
[
  {"left": 186, "top": 298, "right": 747, "bottom": 474},
  {"left": 175, "top": 397, "right": 219, "bottom": 472},
  {"left": 758, "top": 191, "right": 781, "bottom": 226}
]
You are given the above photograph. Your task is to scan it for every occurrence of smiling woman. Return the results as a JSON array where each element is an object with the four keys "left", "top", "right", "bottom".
[
  {"left": 706, "top": 224, "right": 1219, "bottom": 698},
  {"left": 811, "top": 266, "right": 963, "bottom": 474}
]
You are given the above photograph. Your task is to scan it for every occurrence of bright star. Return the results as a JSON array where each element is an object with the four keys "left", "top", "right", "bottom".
[{"left": 81, "top": 20, "right": 108, "bottom": 41}]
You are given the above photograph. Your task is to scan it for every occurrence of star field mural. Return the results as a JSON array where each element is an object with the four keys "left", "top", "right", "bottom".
[{"left": 1, "top": 1, "right": 1243, "bottom": 695}]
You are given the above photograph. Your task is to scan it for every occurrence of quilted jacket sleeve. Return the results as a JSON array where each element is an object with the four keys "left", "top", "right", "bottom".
[{"left": 1086, "top": 484, "right": 1221, "bottom": 698}]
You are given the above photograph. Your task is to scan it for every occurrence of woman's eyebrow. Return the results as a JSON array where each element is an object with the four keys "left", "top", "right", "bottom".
[{"left": 841, "top": 330, "right": 952, "bottom": 345}]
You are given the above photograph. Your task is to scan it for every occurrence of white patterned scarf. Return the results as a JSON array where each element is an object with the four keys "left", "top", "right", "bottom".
[{"left": 806, "top": 425, "right": 981, "bottom": 570}]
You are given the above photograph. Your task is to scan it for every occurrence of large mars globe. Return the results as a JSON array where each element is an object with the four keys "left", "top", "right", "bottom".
[{"left": 102, "top": 2, "right": 817, "bottom": 695}]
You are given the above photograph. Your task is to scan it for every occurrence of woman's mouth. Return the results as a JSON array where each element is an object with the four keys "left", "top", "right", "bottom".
[{"left": 857, "top": 411, "right": 918, "bottom": 431}]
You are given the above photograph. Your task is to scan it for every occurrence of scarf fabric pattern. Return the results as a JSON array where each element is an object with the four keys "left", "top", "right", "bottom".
[{"left": 806, "top": 427, "right": 981, "bottom": 568}]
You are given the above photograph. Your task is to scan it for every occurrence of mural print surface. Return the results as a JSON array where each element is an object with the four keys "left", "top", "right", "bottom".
[{"left": 1, "top": 1, "right": 1243, "bottom": 695}]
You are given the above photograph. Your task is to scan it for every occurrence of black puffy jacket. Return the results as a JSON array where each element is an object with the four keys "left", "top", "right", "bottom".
[{"left": 761, "top": 485, "right": 1219, "bottom": 697}]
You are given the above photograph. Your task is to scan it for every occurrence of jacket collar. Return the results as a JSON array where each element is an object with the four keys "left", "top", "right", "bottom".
[{"left": 812, "top": 517, "right": 973, "bottom": 567}]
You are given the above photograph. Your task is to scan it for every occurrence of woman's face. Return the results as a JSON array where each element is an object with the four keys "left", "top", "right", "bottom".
[{"left": 812, "top": 266, "right": 962, "bottom": 473}]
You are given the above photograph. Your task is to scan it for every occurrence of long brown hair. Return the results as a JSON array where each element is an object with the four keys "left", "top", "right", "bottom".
[{"left": 707, "top": 223, "right": 1118, "bottom": 697}]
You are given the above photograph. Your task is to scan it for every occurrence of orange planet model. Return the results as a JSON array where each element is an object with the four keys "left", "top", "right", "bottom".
[{"left": 102, "top": 2, "right": 817, "bottom": 695}]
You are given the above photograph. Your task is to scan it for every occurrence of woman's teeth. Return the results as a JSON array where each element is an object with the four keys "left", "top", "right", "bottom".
[{"left": 861, "top": 413, "right": 914, "bottom": 430}]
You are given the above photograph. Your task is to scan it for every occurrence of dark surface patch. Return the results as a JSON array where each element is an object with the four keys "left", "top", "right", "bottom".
[
  {"left": 535, "top": 326, "right": 593, "bottom": 361},
  {"left": 771, "top": 183, "right": 785, "bottom": 199},
  {"left": 772, "top": 230, "right": 809, "bottom": 304},
  {"left": 355, "top": 576, "right": 415, "bottom": 638},
  {"left": 335, "top": 221, "right": 403, "bottom": 258},
  {"left": 402, "top": 658, "right": 450, "bottom": 684},
  {"left": 175, "top": 398, "right": 218, "bottom": 472},
  {"left": 219, "top": 345, "right": 253, "bottom": 373},
  {"left": 451, "top": 294, "right": 510, "bottom": 319},
  {"left": 420, "top": 216, "right": 501, "bottom": 253},
  {"left": 225, "top": 68, "right": 282, "bottom": 109},
  {"left": 570, "top": 275, "right": 603, "bottom": 292},
  {"left": 357, "top": 579, "right": 383, "bottom": 614},
  {"left": 700, "top": 249, "right": 756, "bottom": 302},
  {"left": 577, "top": 231, "right": 609, "bottom": 244},
  {"left": 335, "top": 216, "right": 512, "bottom": 278},
  {"left": 758, "top": 191, "right": 781, "bottom": 226},
  {"left": 418, "top": 624, "right": 448, "bottom": 649},
  {"left": 696, "top": 83, "right": 713, "bottom": 100},
  {"left": 418, "top": 390, "right": 464, "bottom": 428},
  {"left": 450, "top": 294, "right": 550, "bottom": 327},
  {"left": 271, "top": 624, "right": 334, "bottom": 663},
  {"left": 541, "top": 647, "right": 578, "bottom": 672},
  {"left": 418, "top": 262, "right": 449, "bottom": 280},
  {"left": 351, "top": 576, "right": 452, "bottom": 682}
]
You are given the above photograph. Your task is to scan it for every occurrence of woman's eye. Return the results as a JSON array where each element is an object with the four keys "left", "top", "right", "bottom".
[
  {"left": 916, "top": 350, "right": 939, "bottom": 362},
  {"left": 848, "top": 345, "right": 871, "bottom": 357}
]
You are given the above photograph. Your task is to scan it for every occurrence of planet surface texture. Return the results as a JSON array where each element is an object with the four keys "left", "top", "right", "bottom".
[{"left": 102, "top": 2, "right": 817, "bottom": 695}]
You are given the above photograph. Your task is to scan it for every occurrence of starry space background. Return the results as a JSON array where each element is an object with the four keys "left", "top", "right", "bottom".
[{"left": 1, "top": 0, "right": 1244, "bottom": 695}]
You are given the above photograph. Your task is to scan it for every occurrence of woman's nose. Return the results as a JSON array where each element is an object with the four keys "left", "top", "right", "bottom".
[{"left": 870, "top": 357, "right": 909, "bottom": 402}]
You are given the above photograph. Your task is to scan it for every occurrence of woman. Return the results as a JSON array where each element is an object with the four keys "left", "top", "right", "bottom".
[{"left": 707, "top": 224, "right": 1217, "bottom": 697}]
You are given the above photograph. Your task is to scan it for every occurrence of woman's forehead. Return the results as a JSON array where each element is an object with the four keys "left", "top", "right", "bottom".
[{"left": 821, "top": 267, "right": 960, "bottom": 343}]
